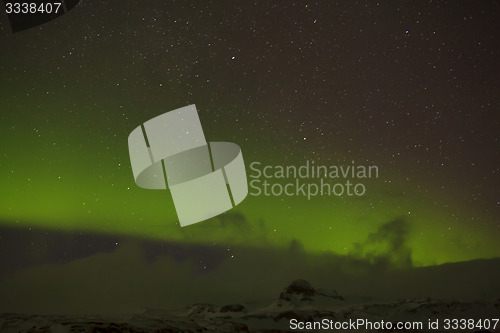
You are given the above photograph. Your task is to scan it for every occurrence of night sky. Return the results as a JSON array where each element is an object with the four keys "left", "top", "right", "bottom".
[{"left": 0, "top": 0, "right": 499, "bottom": 313}]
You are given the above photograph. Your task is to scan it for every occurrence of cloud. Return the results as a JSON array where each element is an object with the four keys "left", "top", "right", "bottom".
[
  {"left": 179, "top": 211, "right": 270, "bottom": 243},
  {"left": 350, "top": 218, "right": 413, "bottom": 268},
  {"left": 0, "top": 219, "right": 499, "bottom": 315}
]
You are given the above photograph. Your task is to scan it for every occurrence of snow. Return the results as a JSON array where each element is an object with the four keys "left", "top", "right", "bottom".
[{"left": 1, "top": 280, "right": 499, "bottom": 332}]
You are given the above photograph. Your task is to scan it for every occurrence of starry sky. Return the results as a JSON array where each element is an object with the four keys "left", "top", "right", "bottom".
[{"left": 0, "top": 0, "right": 499, "bottom": 313}]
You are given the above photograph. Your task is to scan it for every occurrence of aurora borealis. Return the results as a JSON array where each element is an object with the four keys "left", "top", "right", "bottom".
[{"left": 0, "top": 0, "right": 499, "bottom": 314}]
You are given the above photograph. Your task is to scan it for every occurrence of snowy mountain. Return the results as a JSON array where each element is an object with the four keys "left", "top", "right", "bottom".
[{"left": 1, "top": 279, "right": 499, "bottom": 332}]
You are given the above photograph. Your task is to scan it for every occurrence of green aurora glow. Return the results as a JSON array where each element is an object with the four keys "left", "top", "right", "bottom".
[
  {"left": 1, "top": 0, "right": 499, "bottom": 269},
  {"left": 0, "top": 99, "right": 498, "bottom": 267}
]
